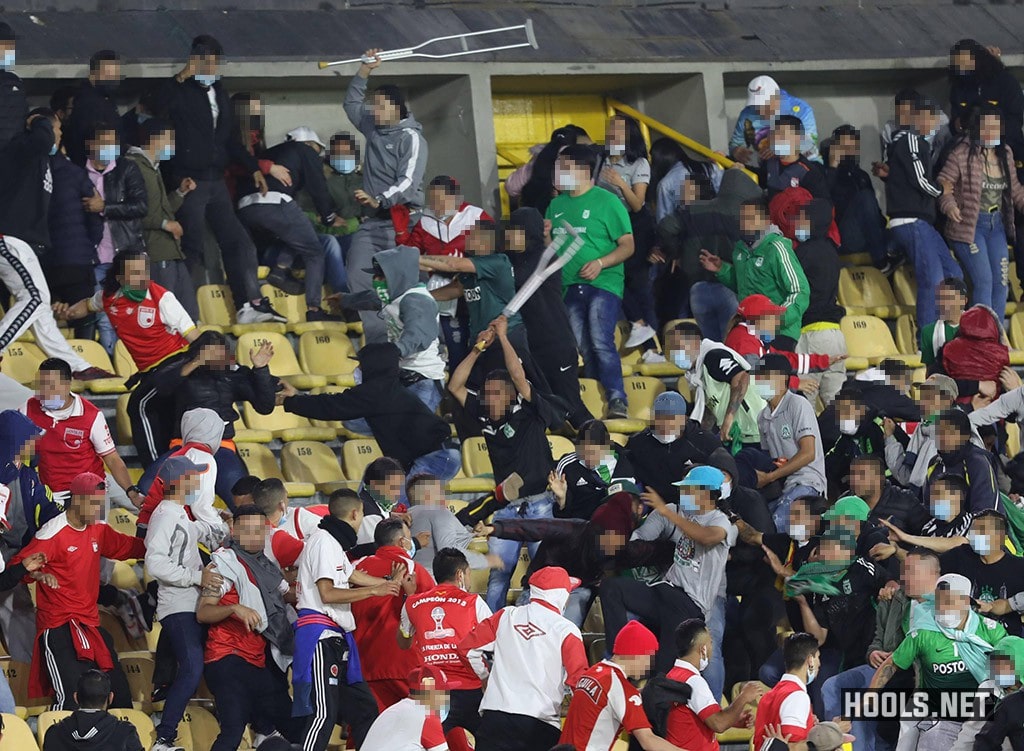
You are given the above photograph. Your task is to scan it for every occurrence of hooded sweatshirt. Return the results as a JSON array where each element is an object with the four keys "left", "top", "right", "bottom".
[
  {"left": 793, "top": 197, "right": 845, "bottom": 327},
  {"left": 341, "top": 246, "right": 445, "bottom": 380},
  {"left": 343, "top": 73, "right": 427, "bottom": 210},
  {"left": 941, "top": 306, "right": 1011, "bottom": 387},
  {"left": 0, "top": 410, "right": 61, "bottom": 560},
  {"left": 42, "top": 709, "right": 145, "bottom": 751},
  {"left": 284, "top": 343, "right": 450, "bottom": 470}
]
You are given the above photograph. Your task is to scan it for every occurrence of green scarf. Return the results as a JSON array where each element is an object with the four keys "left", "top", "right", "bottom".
[
  {"left": 121, "top": 286, "right": 147, "bottom": 302},
  {"left": 999, "top": 493, "right": 1024, "bottom": 555},
  {"left": 785, "top": 560, "right": 851, "bottom": 597}
]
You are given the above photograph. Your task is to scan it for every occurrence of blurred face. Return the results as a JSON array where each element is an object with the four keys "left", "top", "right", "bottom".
[
  {"left": 192, "top": 53, "right": 221, "bottom": 79},
  {"left": 652, "top": 413, "right": 685, "bottom": 439},
  {"left": 118, "top": 257, "right": 150, "bottom": 293},
  {"left": 818, "top": 539, "right": 851, "bottom": 565},
  {"left": 739, "top": 204, "right": 769, "bottom": 236},
  {"left": 789, "top": 501, "right": 815, "bottom": 541},
  {"left": 413, "top": 480, "right": 445, "bottom": 507},
  {"left": 991, "top": 655, "right": 1018, "bottom": 689},
  {"left": 678, "top": 487, "right": 716, "bottom": 515},
  {"left": 606, "top": 118, "right": 627, "bottom": 154},
  {"left": 36, "top": 369, "right": 71, "bottom": 407},
  {"left": 150, "top": 129, "right": 175, "bottom": 158},
  {"left": 936, "top": 285, "right": 966, "bottom": 320},
  {"left": 426, "top": 186, "right": 460, "bottom": 219},
  {"left": 794, "top": 211, "right": 812, "bottom": 238},
  {"left": 504, "top": 227, "right": 527, "bottom": 253},
  {"left": 836, "top": 399, "right": 867, "bottom": 435},
  {"left": 981, "top": 114, "right": 1002, "bottom": 144},
  {"left": 952, "top": 49, "right": 976, "bottom": 75},
  {"left": 752, "top": 314, "right": 780, "bottom": 338},
  {"left": 371, "top": 92, "right": 401, "bottom": 127},
  {"left": 903, "top": 554, "right": 939, "bottom": 597},
  {"left": 621, "top": 652, "right": 655, "bottom": 681},
  {"left": 917, "top": 386, "right": 948, "bottom": 419},
  {"left": 93, "top": 59, "right": 121, "bottom": 86},
  {"left": 681, "top": 177, "right": 699, "bottom": 205},
  {"left": 916, "top": 109, "right": 940, "bottom": 137},
  {"left": 666, "top": 333, "right": 700, "bottom": 370},
  {"left": 848, "top": 461, "right": 881, "bottom": 498},
  {"left": 837, "top": 134, "right": 860, "bottom": 160},
  {"left": 936, "top": 422, "right": 966, "bottom": 453},
  {"left": 772, "top": 125, "right": 801, "bottom": 158},
  {"left": 754, "top": 371, "right": 788, "bottom": 402},
  {"left": 173, "top": 472, "right": 202, "bottom": 499},
  {"left": 372, "top": 472, "right": 405, "bottom": 503},
  {"left": 331, "top": 140, "right": 355, "bottom": 159},
  {"left": 757, "top": 93, "right": 781, "bottom": 119},
  {"left": 88, "top": 129, "right": 117, "bottom": 164},
  {"left": 971, "top": 516, "right": 1005, "bottom": 553},
  {"left": 71, "top": 493, "right": 106, "bottom": 526},
  {"left": 598, "top": 530, "right": 627, "bottom": 556},
  {"left": 465, "top": 225, "right": 496, "bottom": 257},
  {"left": 576, "top": 440, "right": 610, "bottom": 469},
  {"left": 17, "top": 435, "right": 38, "bottom": 462},
  {"left": 235, "top": 513, "right": 267, "bottom": 554},
  {"left": 554, "top": 155, "right": 590, "bottom": 193},
  {"left": 482, "top": 377, "right": 515, "bottom": 421},
  {"left": 935, "top": 588, "right": 970, "bottom": 628},
  {"left": 928, "top": 480, "right": 964, "bottom": 522},
  {"left": 416, "top": 685, "right": 450, "bottom": 714},
  {"left": 205, "top": 343, "right": 231, "bottom": 371}
]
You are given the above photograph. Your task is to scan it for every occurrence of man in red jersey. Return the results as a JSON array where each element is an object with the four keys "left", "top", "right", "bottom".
[
  {"left": 561, "top": 620, "right": 683, "bottom": 751},
  {"left": 400, "top": 548, "right": 492, "bottom": 751},
  {"left": 353, "top": 518, "right": 434, "bottom": 710},
  {"left": 753, "top": 632, "right": 821, "bottom": 749},
  {"left": 13, "top": 471, "right": 146, "bottom": 709}
]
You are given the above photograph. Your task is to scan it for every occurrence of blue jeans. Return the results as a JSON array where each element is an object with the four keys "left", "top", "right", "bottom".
[
  {"left": 139, "top": 445, "right": 248, "bottom": 511},
  {"left": 889, "top": 221, "right": 962, "bottom": 328},
  {"left": 408, "top": 447, "right": 461, "bottom": 482},
  {"left": 770, "top": 483, "right": 820, "bottom": 531},
  {"left": 565, "top": 284, "right": 625, "bottom": 402},
  {"left": 324, "top": 234, "right": 350, "bottom": 293},
  {"left": 705, "top": 595, "right": 727, "bottom": 701},
  {"left": 441, "top": 315, "right": 470, "bottom": 369},
  {"left": 486, "top": 492, "right": 553, "bottom": 612},
  {"left": 93, "top": 263, "right": 117, "bottom": 354},
  {"left": 408, "top": 378, "right": 443, "bottom": 415},
  {"left": 156, "top": 612, "right": 205, "bottom": 742},
  {"left": 823, "top": 663, "right": 878, "bottom": 751},
  {"left": 516, "top": 585, "right": 593, "bottom": 629},
  {"left": 690, "top": 282, "right": 738, "bottom": 343},
  {"left": 0, "top": 670, "right": 14, "bottom": 714},
  {"left": 952, "top": 211, "right": 1009, "bottom": 322}
]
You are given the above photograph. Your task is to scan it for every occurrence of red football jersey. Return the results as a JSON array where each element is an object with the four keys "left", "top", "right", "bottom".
[
  {"left": 402, "top": 583, "right": 492, "bottom": 689},
  {"left": 560, "top": 660, "right": 650, "bottom": 751}
]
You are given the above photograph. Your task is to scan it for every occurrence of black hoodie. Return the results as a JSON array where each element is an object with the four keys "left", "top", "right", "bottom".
[
  {"left": 283, "top": 342, "right": 450, "bottom": 470},
  {"left": 42, "top": 709, "right": 144, "bottom": 751},
  {"left": 794, "top": 198, "right": 845, "bottom": 326}
]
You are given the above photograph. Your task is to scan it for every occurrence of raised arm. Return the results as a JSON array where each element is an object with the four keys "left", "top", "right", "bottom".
[{"left": 492, "top": 315, "right": 530, "bottom": 401}]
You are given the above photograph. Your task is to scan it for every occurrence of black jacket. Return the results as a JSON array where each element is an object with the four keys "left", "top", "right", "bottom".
[
  {"left": 64, "top": 80, "right": 122, "bottom": 167},
  {"left": 723, "top": 484, "right": 777, "bottom": 597},
  {"left": 759, "top": 155, "right": 830, "bottom": 202},
  {"left": 42, "top": 709, "right": 144, "bottom": 751},
  {"left": 866, "top": 481, "right": 931, "bottom": 536},
  {"left": 930, "top": 442, "right": 1001, "bottom": 515},
  {"left": 552, "top": 444, "right": 636, "bottom": 521},
  {"left": 46, "top": 154, "right": 103, "bottom": 267},
  {"left": 0, "top": 70, "right": 26, "bottom": 149},
  {"left": 950, "top": 68, "right": 1024, "bottom": 171},
  {"left": 283, "top": 343, "right": 450, "bottom": 470},
  {"left": 0, "top": 115, "right": 55, "bottom": 250},
  {"left": 885, "top": 129, "right": 943, "bottom": 222},
  {"left": 240, "top": 141, "right": 337, "bottom": 225},
  {"left": 626, "top": 423, "right": 725, "bottom": 503},
  {"left": 795, "top": 198, "right": 845, "bottom": 326},
  {"left": 974, "top": 689, "right": 1024, "bottom": 751},
  {"left": 826, "top": 158, "right": 885, "bottom": 227},
  {"left": 157, "top": 76, "right": 258, "bottom": 181},
  {"left": 94, "top": 158, "right": 148, "bottom": 253}
]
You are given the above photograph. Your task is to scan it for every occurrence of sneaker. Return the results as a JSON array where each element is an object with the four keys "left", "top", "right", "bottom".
[
  {"left": 607, "top": 397, "right": 629, "bottom": 419},
  {"left": 254, "top": 730, "right": 285, "bottom": 748},
  {"left": 878, "top": 256, "right": 906, "bottom": 277},
  {"left": 641, "top": 350, "right": 666, "bottom": 364},
  {"left": 306, "top": 307, "right": 345, "bottom": 323},
  {"left": 72, "top": 366, "right": 116, "bottom": 380},
  {"left": 266, "top": 268, "right": 304, "bottom": 296},
  {"left": 625, "top": 323, "right": 656, "bottom": 349},
  {"left": 151, "top": 739, "right": 185, "bottom": 751},
  {"left": 237, "top": 298, "right": 287, "bottom": 325}
]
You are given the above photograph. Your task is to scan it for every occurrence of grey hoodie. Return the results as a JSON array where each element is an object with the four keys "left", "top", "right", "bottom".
[
  {"left": 181, "top": 406, "right": 225, "bottom": 452},
  {"left": 344, "top": 73, "right": 427, "bottom": 209}
]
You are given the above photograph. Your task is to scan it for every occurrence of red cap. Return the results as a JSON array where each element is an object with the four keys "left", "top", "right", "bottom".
[
  {"left": 69, "top": 472, "right": 106, "bottom": 497},
  {"left": 528, "top": 566, "right": 581, "bottom": 593},
  {"left": 737, "top": 294, "right": 786, "bottom": 319},
  {"left": 613, "top": 620, "right": 659, "bottom": 657},
  {"left": 408, "top": 664, "right": 461, "bottom": 691}
]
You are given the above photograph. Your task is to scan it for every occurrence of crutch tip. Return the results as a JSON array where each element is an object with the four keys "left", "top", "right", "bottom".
[{"left": 317, "top": 61, "right": 330, "bottom": 69}]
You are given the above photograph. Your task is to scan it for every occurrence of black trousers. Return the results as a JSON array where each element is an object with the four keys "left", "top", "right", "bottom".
[
  {"left": 531, "top": 340, "right": 592, "bottom": 429},
  {"left": 41, "top": 623, "right": 132, "bottom": 710},
  {"left": 444, "top": 687, "right": 484, "bottom": 736},
  {"left": 206, "top": 654, "right": 296, "bottom": 751},
  {"left": 299, "top": 636, "right": 379, "bottom": 751},
  {"left": 475, "top": 710, "right": 561, "bottom": 751},
  {"left": 127, "top": 368, "right": 177, "bottom": 467},
  {"left": 600, "top": 578, "right": 703, "bottom": 673}
]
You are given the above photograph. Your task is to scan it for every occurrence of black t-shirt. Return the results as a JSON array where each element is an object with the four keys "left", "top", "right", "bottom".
[
  {"left": 940, "top": 544, "right": 1024, "bottom": 636},
  {"left": 810, "top": 557, "right": 886, "bottom": 668},
  {"left": 465, "top": 390, "right": 559, "bottom": 496},
  {"left": 703, "top": 348, "right": 746, "bottom": 383}
]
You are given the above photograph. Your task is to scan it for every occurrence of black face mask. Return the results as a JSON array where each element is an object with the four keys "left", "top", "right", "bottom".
[
  {"left": 839, "top": 154, "right": 860, "bottom": 168},
  {"left": 740, "top": 229, "right": 762, "bottom": 246},
  {"left": 94, "top": 79, "right": 119, "bottom": 96},
  {"left": 248, "top": 115, "right": 263, "bottom": 131},
  {"left": 938, "top": 447, "right": 965, "bottom": 464}
]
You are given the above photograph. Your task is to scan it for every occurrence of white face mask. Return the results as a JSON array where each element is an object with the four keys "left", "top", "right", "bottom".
[
  {"left": 995, "top": 672, "right": 1017, "bottom": 688},
  {"left": 719, "top": 480, "right": 732, "bottom": 500},
  {"left": 698, "top": 646, "right": 709, "bottom": 672},
  {"left": 652, "top": 432, "right": 678, "bottom": 445},
  {"left": 936, "top": 611, "right": 964, "bottom": 630},
  {"left": 839, "top": 418, "right": 859, "bottom": 436},
  {"left": 608, "top": 143, "right": 626, "bottom": 156},
  {"left": 806, "top": 662, "right": 818, "bottom": 684},
  {"left": 789, "top": 523, "right": 809, "bottom": 543},
  {"left": 556, "top": 170, "right": 579, "bottom": 192}
]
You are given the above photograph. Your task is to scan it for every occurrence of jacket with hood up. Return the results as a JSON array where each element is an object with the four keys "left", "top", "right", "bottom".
[
  {"left": 0, "top": 411, "right": 62, "bottom": 560},
  {"left": 344, "top": 73, "right": 427, "bottom": 210},
  {"left": 340, "top": 246, "right": 445, "bottom": 380},
  {"left": 939, "top": 306, "right": 1011, "bottom": 391},
  {"left": 42, "top": 709, "right": 144, "bottom": 751},
  {"left": 284, "top": 343, "right": 450, "bottom": 469},
  {"left": 793, "top": 197, "right": 845, "bottom": 326}
]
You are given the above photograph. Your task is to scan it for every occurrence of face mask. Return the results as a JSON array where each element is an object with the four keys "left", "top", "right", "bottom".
[
  {"left": 0, "top": 50, "right": 14, "bottom": 69},
  {"left": 652, "top": 432, "right": 678, "bottom": 445},
  {"left": 758, "top": 331, "right": 774, "bottom": 345},
  {"left": 755, "top": 381, "right": 776, "bottom": 401},
  {"left": 556, "top": 171, "right": 579, "bottom": 192},
  {"left": 194, "top": 73, "right": 220, "bottom": 87},
  {"left": 136, "top": 112, "right": 151, "bottom": 125},
  {"left": 925, "top": 128, "right": 939, "bottom": 142},
  {"left": 698, "top": 646, "right": 709, "bottom": 672},
  {"left": 331, "top": 157, "right": 357, "bottom": 174},
  {"left": 156, "top": 144, "right": 175, "bottom": 162},
  {"left": 97, "top": 144, "right": 119, "bottom": 163},
  {"left": 794, "top": 228, "right": 811, "bottom": 243},
  {"left": 740, "top": 229, "right": 762, "bottom": 246},
  {"left": 248, "top": 114, "right": 263, "bottom": 131},
  {"left": 94, "top": 80, "right": 119, "bottom": 96},
  {"left": 719, "top": 480, "right": 732, "bottom": 500},
  {"left": 806, "top": 663, "right": 818, "bottom": 684},
  {"left": 983, "top": 138, "right": 1001, "bottom": 148},
  {"left": 931, "top": 499, "right": 955, "bottom": 522},
  {"left": 608, "top": 143, "right": 626, "bottom": 156},
  {"left": 936, "top": 611, "right": 963, "bottom": 630},
  {"left": 372, "top": 279, "right": 390, "bottom": 304},
  {"left": 49, "top": 143, "right": 58, "bottom": 156},
  {"left": 839, "top": 154, "right": 859, "bottom": 167},
  {"left": 995, "top": 673, "right": 1017, "bottom": 688},
  {"left": 120, "top": 285, "right": 146, "bottom": 302},
  {"left": 438, "top": 704, "right": 450, "bottom": 723},
  {"left": 40, "top": 397, "right": 64, "bottom": 411},
  {"left": 789, "top": 523, "right": 809, "bottom": 543},
  {"left": 671, "top": 351, "right": 692, "bottom": 371},
  {"left": 969, "top": 533, "right": 992, "bottom": 556},
  {"left": 678, "top": 493, "right": 699, "bottom": 513},
  {"left": 773, "top": 141, "right": 794, "bottom": 157},
  {"left": 839, "top": 418, "right": 859, "bottom": 436}
]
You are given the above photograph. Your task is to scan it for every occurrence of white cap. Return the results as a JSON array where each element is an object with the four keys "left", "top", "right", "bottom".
[
  {"left": 286, "top": 126, "right": 327, "bottom": 149},
  {"left": 937, "top": 573, "right": 973, "bottom": 597},
  {"left": 746, "top": 75, "right": 780, "bottom": 107}
]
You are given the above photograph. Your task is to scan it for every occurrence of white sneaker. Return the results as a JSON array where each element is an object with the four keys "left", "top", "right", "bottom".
[
  {"left": 254, "top": 730, "right": 285, "bottom": 748},
  {"left": 151, "top": 741, "right": 185, "bottom": 751},
  {"left": 236, "top": 299, "right": 287, "bottom": 325},
  {"left": 625, "top": 323, "right": 656, "bottom": 348},
  {"left": 641, "top": 350, "right": 666, "bottom": 364}
]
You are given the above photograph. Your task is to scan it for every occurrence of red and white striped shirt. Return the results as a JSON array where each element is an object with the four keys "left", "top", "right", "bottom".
[
  {"left": 665, "top": 659, "right": 722, "bottom": 751},
  {"left": 560, "top": 660, "right": 651, "bottom": 751},
  {"left": 23, "top": 394, "right": 115, "bottom": 494}
]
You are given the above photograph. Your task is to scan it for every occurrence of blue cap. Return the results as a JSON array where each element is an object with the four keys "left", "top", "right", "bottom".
[
  {"left": 653, "top": 391, "right": 687, "bottom": 417},
  {"left": 673, "top": 465, "right": 725, "bottom": 490},
  {"left": 158, "top": 455, "right": 207, "bottom": 486}
]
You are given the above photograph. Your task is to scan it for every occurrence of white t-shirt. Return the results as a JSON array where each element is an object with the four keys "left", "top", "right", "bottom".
[
  {"left": 361, "top": 698, "right": 448, "bottom": 751},
  {"left": 296, "top": 528, "right": 356, "bottom": 632}
]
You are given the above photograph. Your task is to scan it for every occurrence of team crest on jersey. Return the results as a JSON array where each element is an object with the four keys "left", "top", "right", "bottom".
[
  {"left": 137, "top": 306, "right": 156, "bottom": 328},
  {"left": 582, "top": 209, "right": 591, "bottom": 219},
  {"left": 790, "top": 177, "right": 800, "bottom": 188},
  {"left": 92, "top": 541, "right": 99, "bottom": 553},
  {"left": 63, "top": 427, "right": 85, "bottom": 449},
  {"left": 425, "top": 606, "right": 456, "bottom": 640},
  {"left": 575, "top": 675, "right": 605, "bottom": 703},
  {"left": 513, "top": 622, "right": 547, "bottom": 640},
  {"left": 780, "top": 425, "right": 792, "bottom": 440},
  {"left": 755, "top": 257, "right": 764, "bottom": 267}
]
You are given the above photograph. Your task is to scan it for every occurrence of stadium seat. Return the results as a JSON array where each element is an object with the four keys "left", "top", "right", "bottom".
[
  {"left": 839, "top": 252, "right": 873, "bottom": 267},
  {"left": 108, "top": 508, "right": 138, "bottom": 537},
  {"left": 110, "top": 560, "right": 142, "bottom": 591},
  {"left": 235, "top": 331, "right": 327, "bottom": 390},
  {"left": 112, "top": 339, "right": 138, "bottom": 379},
  {"left": 232, "top": 412, "right": 273, "bottom": 444},
  {"left": 66, "top": 339, "right": 125, "bottom": 394},
  {"left": 890, "top": 265, "right": 918, "bottom": 310},
  {"left": 241, "top": 403, "right": 336, "bottom": 443},
  {"left": 837, "top": 267, "right": 907, "bottom": 319},
  {"left": 461, "top": 437, "right": 494, "bottom": 479},
  {"left": 108, "top": 709, "right": 159, "bottom": 747},
  {"left": 36, "top": 710, "right": 72, "bottom": 747},
  {"left": 281, "top": 441, "right": 348, "bottom": 493},
  {"left": 447, "top": 467, "right": 496, "bottom": 495},
  {"left": 547, "top": 435, "right": 574, "bottom": 461},
  {"left": 341, "top": 439, "right": 384, "bottom": 482},
  {"left": 297, "top": 330, "right": 359, "bottom": 387},
  {"left": 604, "top": 376, "right": 663, "bottom": 434},
  {"left": 894, "top": 314, "right": 919, "bottom": 356},
  {"left": 1, "top": 713, "right": 40, "bottom": 751},
  {"left": 260, "top": 283, "right": 346, "bottom": 336},
  {"left": 674, "top": 377, "right": 692, "bottom": 404},
  {"left": 1010, "top": 263, "right": 1023, "bottom": 310},
  {"left": 507, "top": 548, "right": 531, "bottom": 604},
  {"left": 578, "top": 378, "right": 607, "bottom": 420},
  {"left": 840, "top": 315, "right": 921, "bottom": 367},
  {"left": 180, "top": 706, "right": 221, "bottom": 751},
  {"left": 0, "top": 340, "right": 44, "bottom": 384},
  {"left": 1007, "top": 422, "right": 1021, "bottom": 458},
  {"left": 0, "top": 658, "right": 47, "bottom": 716},
  {"left": 120, "top": 653, "right": 156, "bottom": 711},
  {"left": 235, "top": 443, "right": 316, "bottom": 498},
  {"left": 1009, "top": 312, "right": 1024, "bottom": 351},
  {"left": 196, "top": 283, "right": 284, "bottom": 337},
  {"left": 114, "top": 393, "right": 132, "bottom": 445},
  {"left": 99, "top": 609, "right": 147, "bottom": 654}
]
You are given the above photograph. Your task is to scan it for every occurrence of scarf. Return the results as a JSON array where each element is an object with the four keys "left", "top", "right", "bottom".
[
  {"left": 784, "top": 560, "right": 851, "bottom": 597},
  {"left": 319, "top": 514, "right": 358, "bottom": 552},
  {"left": 222, "top": 542, "right": 295, "bottom": 665},
  {"left": 909, "top": 598, "right": 996, "bottom": 683}
]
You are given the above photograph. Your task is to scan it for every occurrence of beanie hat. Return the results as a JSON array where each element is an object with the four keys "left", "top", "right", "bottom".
[{"left": 613, "top": 621, "right": 659, "bottom": 657}]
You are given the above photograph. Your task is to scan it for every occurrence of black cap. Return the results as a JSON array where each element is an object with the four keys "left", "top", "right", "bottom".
[
  {"left": 759, "top": 353, "right": 793, "bottom": 377},
  {"left": 938, "top": 407, "right": 973, "bottom": 436},
  {"left": 0, "top": 22, "right": 15, "bottom": 42}
]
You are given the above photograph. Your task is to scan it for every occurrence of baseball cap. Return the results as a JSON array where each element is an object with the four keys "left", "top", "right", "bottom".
[
  {"left": 286, "top": 126, "right": 327, "bottom": 150},
  {"left": 759, "top": 353, "right": 793, "bottom": 377},
  {"left": 157, "top": 456, "right": 206, "bottom": 486},
  {"left": 613, "top": 621, "right": 659, "bottom": 657},
  {"left": 737, "top": 294, "right": 786, "bottom": 319},
  {"left": 653, "top": 391, "right": 687, "bottom": 417},
  {"left": 807, "top": 722, "right": 856, "bottom": 751},
  {"left": 822, "top": 495, "right": 870, "bottom": 522},
  {"left": 674, "top": 465, "right": 725, "bottom": 491},
  {"left": 937, "top": 572, "right": 973, "bottom": 597},
  {"left": 746, "top": 75, "right": 780, "bottom": 107},
  {"left": 408, "top": 664, "right": 461, "bottom": 691},
  {"left": 529, "top": 566, "right": 581, "bottom": 593},
  {"left": 604, "top": 480, "right": 643, "bottom": 500},
  {"left": 918, "top": 373, "right": 958, "bottom": 400},
  {"left": 69, "top": 472, "right": 106, "bottom": 497}
]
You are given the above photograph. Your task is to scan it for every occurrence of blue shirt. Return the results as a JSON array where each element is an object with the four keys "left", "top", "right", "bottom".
[{"left": 729, "top": 90, "right": 820, "bottom": 163}]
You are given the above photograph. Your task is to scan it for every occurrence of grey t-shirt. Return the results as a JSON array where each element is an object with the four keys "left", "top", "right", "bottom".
[
  {"left": 757, "top": 390, "right": 826, "bottom": 494},
  {"left": 597, "top": 157, "right": 651, "bottom": 208},
  {"left": 630, "top": 506, "right": 736, "bottom": 615},
  {"left": 410, "top": 505, "right": 489, "bottom": 571}
]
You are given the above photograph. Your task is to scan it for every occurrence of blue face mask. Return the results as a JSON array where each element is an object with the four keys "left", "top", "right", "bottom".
[
  {"left": 136, "top": 112, "right": 152, "bottom": 125},
  {"left": 331, "top": 157, "right": 357, "bottom": 174},
  {"left": 194, "top": 73, "right": 220, "bottom": 87},
  {"left": 438, "top": 704, "right": 450, "bottom": 723},
  {"left": 672, "top": 351, "right": 692, "bottom": 371},
  {"left": 97, "top": 144, "right": 119, "bottom": 163},
  {"left": 755, "top": 381, "right": 777, "bottom": 401},
  {"left": 773, "top": 141, "right": 794, "bottom": 157},
  {"left": 156, "top": 144, "right": 175, "bottom": 162},
  {"left": 758, "top": 332, "right": 773, "bottom": 345},
  {"left": 40, "top": 397, "right": 64, "bottom": 411},
  {"left": 794, "top": 228, "right": 811, "bottom": 243},
  {"left": 678, "top": 493, "right": 699, "bottom": 513},
  {"left": 0, "top": 50, "right": 14, "bottom": 69},
  {"left": 995, "top": 673, "right": 1017, "bottom": 688},
  {"left": 49, "top": 143, "right": 58, "bottom": 156},
  {"left": 931, "top": 499, "right": 954, "bottom": 522},
  {"left": 969, "top": 533, "right": 992, "bottom": 556}
]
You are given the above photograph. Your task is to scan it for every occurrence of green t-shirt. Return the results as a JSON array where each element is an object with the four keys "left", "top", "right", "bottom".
[
  {"left": 460, "top": 254, "right": 522, "bottom": 338},
  {"left": 546, "top": 185, "right": 632, "bottom": 298},
  {"left": 920, "top": 320, "right": 959, "bottom": 366},
  {"left": 891, "top": 616, "right": 1007, "bottom": 690}
]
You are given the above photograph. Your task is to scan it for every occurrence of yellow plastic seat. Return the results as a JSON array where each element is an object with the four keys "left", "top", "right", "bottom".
[
  {"left": 120, "top": 653, "right": 155, "bottom": 711},
  {"left": 196, "top": 283, "right": 286, "bottom": 336},
  {"left": 507, "top": 548, "right": 531, "bottom": 604},
  {"left": 604, "top": 376, "right": 663, "bottom": 434},
  {"left": 2, "top": 712, "right": 40, "bottom": 751},
  {"left": 108, "top": 709, "right": 159, "bottom": 747},
  {"left": 235, "top": 443, "right": 316, "bottom": 497},
  {"left": 297, "top": 330, "right": 359, "bottom": 387},
  {"left": 0, "top": 341, "right": 45, "bottom": 384},
  {"left": 547, "top": 435, "right": 575, "bottom": 461},
  {"left": 1009, "top": 312, "right": 1024, "bottom": 351},
  {"left": 674, "top": 378, "right": 693, "bottom": 403},
  {"left": 114, "top": 393, "right": 133, "bottom": 445},
  {"left": 66, "top": 339, "right": 125, "bottom": 394},
  {"left": 461, "top": 436, "right": 494, "bottom": 479},
  {"left": 235, "top": 331, "right": 327, "bottom": 390},
  {"left": 107, "top": 508, "right": 138, "bottom": 537},
  {"left": 891, "top": 265, "right": 918, "bottom": 309},
  {"left": 636, "top": 359, "right": 684, "bottom": 377},
  {"left": 110, "top": 560, "right": 142, "bottom": 591},
  {"left": 841, "top": 315, "right": 921, "bottom": 367},
  {"left": 840, "top": 252, "right": 874, "bottom": 266},
  {"left": 578, "top": 378, "right": 607, "bottom": 420},
  {"left": 112, "top": 339, "right": 138, "bottom": 379},
  {"left": 180, "top": 706, "right": 220, "bottom": 751},
  {"left": 281, "top": 441, "right": 347, "bottom": 493},
  {"left": 37, "top": 710, "right": 72, "bottom": 747},
  {"left": 242, "top": 402, "right": 335, "bottom": 443},
  {"left": 260, "top": 283, "right": 346, "bottom": 336},
  {"left": 232, "top": 412, "right": 273, "bottom": 444},
  {"left": 838, "top": 266, "right": 908, "bottom": 319},
  {"left": 342, "top": 439, "right": 383, "bottom": 482},
  {"left": 894, "top": 314, "right": 920, "bottom": 356}
]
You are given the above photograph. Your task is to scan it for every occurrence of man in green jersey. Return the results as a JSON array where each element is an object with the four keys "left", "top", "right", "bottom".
[{"left": 921, "top": 277, "right": 967, "bottom": 370}]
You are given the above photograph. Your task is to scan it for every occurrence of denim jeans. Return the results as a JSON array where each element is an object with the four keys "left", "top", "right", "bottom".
[
  {"left": 139, "top": 445, "right": 248, "bottom": 511},
  {"left": 690, "top": 282, "right": 738, "bottom": 343},
  {"left": 704, "top": 595, "right": 727, "bottom": 701},
  {"left": 408, "top": 448, "right": 461, "bottom": 482},
  {"left": 240, "top": 201, "right": 326, "bottom": 310},
  {"left": 0, "top": 670, "right": 14, "bottom": 715},
  {"left": 769, "top": 483, "right": 820, "bottom": 531},
  {"left": 564, "top": 284, "right": 625, "bottom": 402},
  {"left": 486, "top": 492, "right": 553, "bottom": 612},
  {"left": 952, "top": 211, "right": 1009, "bottom": 322},
  {"left": 323, "top": 233, "right": 351, "bottom": 293},
  {"left": 408, "top": 378, "right": 443, "bottom": 415},
  {"left": 93, "top": 262, "right": 117, "bottom": 354},
  {"left": 516, "top": 585, "right": 593, "bottom": 629},
  {"left": 441, "top": 315, "right": 470, "bottom": 369},
  {"left": 889, "top": 221, "right": 963, "bottom": 328},
  {"left": 156, "top": 611, "right": 206, "bottom": 742},
  {"left": 823, "top": 663, "right": 878, "bottom": 751}
]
